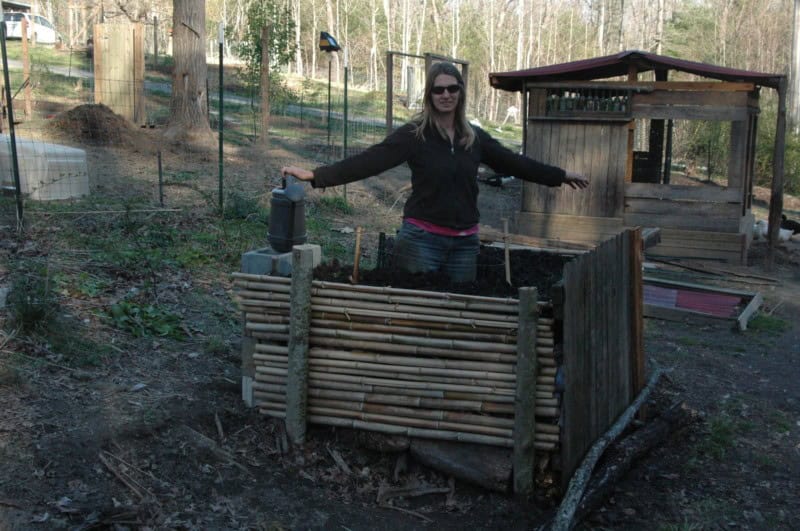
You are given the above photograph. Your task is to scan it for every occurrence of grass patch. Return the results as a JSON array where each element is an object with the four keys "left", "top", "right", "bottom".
[
  {"left": 699, "top": 415, "right": 736, "bottom": 459},
  {"left": 747, "top": 314, "right": 789, "bottom": 334},
  {"left": 3, "top": 41, "right": 91, "bottom": 70},
  {"left": 316, "top": 194, "right": 353, "bottom": 215},
  {"left": 657, "top": 497, "right": 738, "bottom": 530},
  {"left": 106, "top": 301, "right": 185, "bottom": 339},
  {"left": 5, "top": 259, "right": 113, "bottom": 367}
]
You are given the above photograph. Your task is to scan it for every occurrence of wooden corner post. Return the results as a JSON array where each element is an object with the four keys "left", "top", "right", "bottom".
[
  {"left": 513, "top": 287, "right": 539, "bottom": 497},
  {"left": 285, "top": 245, "right": 315, "bottom": 445}
]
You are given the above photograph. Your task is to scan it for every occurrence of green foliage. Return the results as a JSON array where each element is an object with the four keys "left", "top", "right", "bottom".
[
  {"left": 701, "top": 415, "right": 736, "bottom": 460},
  {"left": 755, "top": 103, "right": 800, "bottom": 195},
  {"left": 106, "top": 301, "right": 185, "bottom": 339},
  {"left": 6, "top": 261, "right": 57, "bottom": 333},
  {"left": 317, "top": 194, "right": 353, "bottom": 215},
  {"left": 747, "top": 314, "right": 789, "bottom": 334},
  {"left": 224, "top": 189, "right": 268, "bottom": 222},
  {"left": 232, "top": 0, "right": 296, "bottom": 90}
]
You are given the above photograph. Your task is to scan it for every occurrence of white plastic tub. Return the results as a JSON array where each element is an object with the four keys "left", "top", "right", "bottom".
[{"left": 1, "top": 134, "right": 89, "bottom": 200}]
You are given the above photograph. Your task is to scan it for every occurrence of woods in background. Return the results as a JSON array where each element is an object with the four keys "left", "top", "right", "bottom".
[{"left": 36, "top": 0, "right": 799, "bottom": 191}]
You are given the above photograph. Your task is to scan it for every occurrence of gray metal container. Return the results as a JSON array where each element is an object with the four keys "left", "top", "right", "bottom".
[{"left": 268, "top": 177, "right": 307, "bottom": 253}]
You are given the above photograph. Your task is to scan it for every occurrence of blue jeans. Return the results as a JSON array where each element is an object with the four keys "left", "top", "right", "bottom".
[{"left": 392, "top": 221, "right": 479, "bottom": 283}]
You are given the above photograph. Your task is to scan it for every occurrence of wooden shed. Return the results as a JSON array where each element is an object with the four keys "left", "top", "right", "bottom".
[{"left": 490, "top": 50, "right": 787, "bottom": 264}]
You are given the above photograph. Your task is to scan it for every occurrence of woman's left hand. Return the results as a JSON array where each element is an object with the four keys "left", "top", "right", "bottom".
[{"left": 564, "top": 171, "right": 589, "bottom": 190}]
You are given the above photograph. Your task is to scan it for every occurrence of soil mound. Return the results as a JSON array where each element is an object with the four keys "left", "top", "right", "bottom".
[{"left": 50, "top": 103, "right": 140, "bottom": 146}]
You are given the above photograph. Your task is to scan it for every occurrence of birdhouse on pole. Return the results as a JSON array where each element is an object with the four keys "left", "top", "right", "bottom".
[{"left": 319, "top": 31, "right": 340, "bottom": 52}]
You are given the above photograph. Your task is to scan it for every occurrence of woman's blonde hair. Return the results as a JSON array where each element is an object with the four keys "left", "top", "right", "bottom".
[{"left": 413, "top": 62, "right": 476, "bottom": 150}]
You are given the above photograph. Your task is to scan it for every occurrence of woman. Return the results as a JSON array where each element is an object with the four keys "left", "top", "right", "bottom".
[{"left": 281, "top": 62, "right": 589, "bottom": 282}]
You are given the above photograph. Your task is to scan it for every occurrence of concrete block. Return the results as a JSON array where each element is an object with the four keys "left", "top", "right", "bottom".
[
  {"left": 241, "top": 247, "right": 287, "bottom": 276},
  {"left": 273, "top": 251, "right": 295, "bottom": 277}
]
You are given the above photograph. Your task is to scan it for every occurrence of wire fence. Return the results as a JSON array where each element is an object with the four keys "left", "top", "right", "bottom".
[{"left": 1, "top": 31, "right": 409, "bottom": 231}]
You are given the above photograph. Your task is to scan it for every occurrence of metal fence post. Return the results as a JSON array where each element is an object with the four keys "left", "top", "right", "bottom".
[{"left": 1, "top": 17, "right": 24, "bottom": 229}]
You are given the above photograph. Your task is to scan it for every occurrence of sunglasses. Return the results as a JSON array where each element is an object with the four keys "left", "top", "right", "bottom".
[{"left": 431, "top": 84, "right": 461, "bottom": 95}]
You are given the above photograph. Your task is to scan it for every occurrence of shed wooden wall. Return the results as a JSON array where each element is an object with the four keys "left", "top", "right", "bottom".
[
  {"left": 524, "top": 120, "right": 629, "bottom": 219},
  {"left": 519, "top": 82, "right": 759, "bottom": 263},
  {"left": 559, "top": 230, "right": 634, "bottom": 486}
]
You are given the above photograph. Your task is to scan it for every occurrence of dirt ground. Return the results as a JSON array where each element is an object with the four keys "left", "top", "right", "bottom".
[{"left": 1, "top": 112, "right": 800, "bottom": 530}]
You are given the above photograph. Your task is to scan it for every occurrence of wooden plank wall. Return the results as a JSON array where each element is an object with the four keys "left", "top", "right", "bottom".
[
  {"left": 93, "top": 23, "right": 145, "bottom": 124},
  {"left": 524, "top": 121, "right": 629, "bottom": 218},
  {"left": 561, "top": 230, "right": 633, "bottom": 488}
]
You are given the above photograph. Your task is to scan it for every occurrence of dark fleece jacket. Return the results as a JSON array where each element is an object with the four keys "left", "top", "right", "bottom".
[{"left": 312, "top": 122, "right": 566, "bottom": 230}]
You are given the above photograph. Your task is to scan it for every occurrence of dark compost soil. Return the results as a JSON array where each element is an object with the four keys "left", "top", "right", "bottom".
[{"left": 314, "top": 245, "right": 573, "bottom": 300}]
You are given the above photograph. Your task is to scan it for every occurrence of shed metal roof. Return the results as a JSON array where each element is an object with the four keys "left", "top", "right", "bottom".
[{"left": 490, "top": 50, "right": 784, "bottom": 91}]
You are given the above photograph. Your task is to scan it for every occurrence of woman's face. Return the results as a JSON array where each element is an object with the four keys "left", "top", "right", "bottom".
[{"left": 430, "top": 73, "right": 461, "bottom": 115}]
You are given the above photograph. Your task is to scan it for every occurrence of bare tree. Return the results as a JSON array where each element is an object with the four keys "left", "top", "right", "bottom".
[
  {"left": 168, "top": 0, "right": 210, "bottom": 138},
  {"left": 791, "top": 0, "right": 800, "bottom": 133}
]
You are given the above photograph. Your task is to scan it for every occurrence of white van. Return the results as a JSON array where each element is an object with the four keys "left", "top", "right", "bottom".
[{"left": 4, "top": 12, "right": 62, "bottom": 45}]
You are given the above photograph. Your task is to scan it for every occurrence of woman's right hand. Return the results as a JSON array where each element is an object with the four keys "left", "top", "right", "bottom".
[{"left": 281, "top": 166, "right": 314, "bottom": 182}]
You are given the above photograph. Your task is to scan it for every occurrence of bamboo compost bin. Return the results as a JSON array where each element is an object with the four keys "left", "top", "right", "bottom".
[{"left": 236, "top": 231, "right": 644, "bottom": 494}]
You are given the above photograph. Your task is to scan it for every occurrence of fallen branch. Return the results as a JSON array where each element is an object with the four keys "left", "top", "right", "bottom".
[
  {"left": 176, "top": 424, "right": 250, "bottom": 474},
  {"left": 214, "top": 413, "right": 225, "bottom": 442},
  {"left": 570, "top": 401, "right": 698, "bottom": 525},
  {"left": 98, "top": 452, "right": 152, "bottom": 501},
  {"left": 377, "top": 483, "right": 451, "bottom": 506},
  {"left": 327, "top": 446, "right": 352, "bottom": 475},
  {"left": 549, "top": 369, "right": 665, "bottom": 531},
  {"left": 380, "top": 504, "right": 433, "bottom": 523}
]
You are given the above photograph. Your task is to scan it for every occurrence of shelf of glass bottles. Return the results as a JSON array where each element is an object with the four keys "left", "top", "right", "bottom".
[{"left": 544, "top": 88, "right": 631, "bottom": 117}]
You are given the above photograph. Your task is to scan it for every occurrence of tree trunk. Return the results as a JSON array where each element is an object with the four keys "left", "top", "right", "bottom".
[
  {"left": 656, "top": 0, "right": 665, "bottom": 55},
  {"left": 791, "top": 0, "right": 800, "bottom": 133},
  {"left": 326, "top": 0, "right": 340, "bottom": 83},
  {"left": 260, "top": 25, "right": 271, "bottom": 149},
  {"left": 370, "top": 0, "right": 378, "bottom": 90},
  {"left": 168, "top": 0, "right": 210, "bottom": 138},
  {"left": 294, "top": 0, "right": 303, "bottom": 75}
]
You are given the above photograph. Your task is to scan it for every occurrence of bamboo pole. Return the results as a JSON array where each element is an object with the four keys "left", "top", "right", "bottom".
[
  {"left": 309, "top": 327, "right": 518, "bottom": 354},
  {"left": 311, "top": 317, "right": 518, "bottom": 343},
  {"left": 307, "top": 378, "right": 516, "bottom": 410},
  {"left": 255, "top": 344, "right": 289, "bottom": 355},
  {"left": 311, "top": 280, "right": 521, "bottom": 305},
  {"left": 308, "top": 415, "right": 514, "bottom": 447},
  {"left": 306, "top": 386, "right": 511, "bottom": 414},
  {"left": 309, "top": 296, "right": 520, "bottom": 324},
  {"left": 307, "top": 336, "right": 518, "bottom": 363},
  {"left": 235, "top": 290, "right": 291, "bottom": 302},
  {"left": 308, "top": 398, "right": 514, "bottom": 429},
  {"left": 246, "top": 323, "right": 290, "bottom": 333},
  {"left": 245, "top": 313, "right": 290, "bottom": 324},
  {"left": 311, "top": 287, "right": 519, "bottom": 314},
  {"left": 307, "top": 406, "right": 512, "bottom": 437},
  {"left": 311, "top": 303, "right": 519, "bottom": 330},
  {"left": 308, "top": 364, "right": 516, "bottom": 390},
  {"left": 308, "top": 348, "right": 515, "bottom": 373},
  {"left": 309, "top": 356, "right": 515, "bottom": 382},
  {"left": 307, "top": 371, "right": 516, "bottom": 400},
  {"left": 312, "top": 309, "right": 514, "bottom": 333},
  {"left": 231, "top": 272, "right": 292, "bottom": 284}
]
